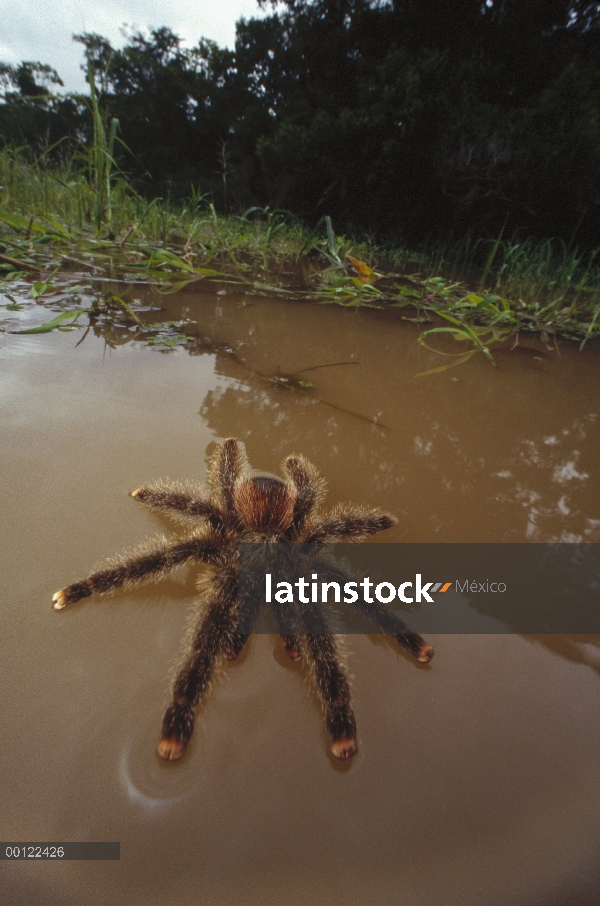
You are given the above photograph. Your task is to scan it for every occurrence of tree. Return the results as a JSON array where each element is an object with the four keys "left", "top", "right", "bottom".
[
  {"left": 0, "top": 62, "right": 82, "bottom": 153},
  {"left": 1, "top": 2, "right": 599, "bottom": 241}
]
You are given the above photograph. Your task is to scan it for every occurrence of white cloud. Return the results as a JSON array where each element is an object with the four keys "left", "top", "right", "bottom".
[{"left": 0, "top": 0, "right": 265, "bottom": 91}]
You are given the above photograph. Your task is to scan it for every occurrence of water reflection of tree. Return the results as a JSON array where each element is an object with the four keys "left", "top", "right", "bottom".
[
  {"left": 192, "top": 331, "right": 399, "bottom": 518},
  {"left": 393, "top": 413, "right": 600, "bottom": 544},
  {"left": 199, "top": 370, "right": 398, "bottom": 484}
]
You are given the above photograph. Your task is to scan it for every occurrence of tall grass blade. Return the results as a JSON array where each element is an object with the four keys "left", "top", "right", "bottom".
[{"left": 479, "top": 215, "right": 508, "bottom": 292}]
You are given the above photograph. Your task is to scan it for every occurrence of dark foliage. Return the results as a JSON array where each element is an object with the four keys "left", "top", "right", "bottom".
[
  {"left": 0, "top": 62, "right": 85, "bottom": 153},
  {"left": 1, "top": 1, "right": 600, "bottom": 244}
]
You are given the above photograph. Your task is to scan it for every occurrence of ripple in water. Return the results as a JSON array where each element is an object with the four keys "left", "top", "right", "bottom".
[{"left": 118, "top": 686, "right": 213, "bottom": 814}]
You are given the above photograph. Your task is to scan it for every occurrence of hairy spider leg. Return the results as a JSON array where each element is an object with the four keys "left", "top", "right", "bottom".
[
  {"left": 270, "top": 595, "right": 303, "bottom": 661},
  {"left": 280, "top": 635, "right": 302, "bottom": 660},
  {"left": 222, "top": 628, "right": 250, "bottom": 661},
  {"left": 222, "top": 561, "right": 269, "bottom": 660},
  {"left": 131, "top": 481, "right": 224, "bottom": 528},
  {"left": 219, "top": 566, "right": 261, "bottom": 662},
  {"left": 52, "top": 534, "right": 221, "bottom": 609},
  {"left": 208, "top": 437, "right": 249, "bottom": 519},
  {"left": 302, "top": 505, "right": 398, "bottom": 543},
  {"left": 262, "top": 542, "right": 307, "bottom": 660},
  {"left": 281, "top": 454, "right": 326, "bottom": 538},
  {"left": 304, "top": 631, "right": 357, "bottom": 759},
  {"left": 266, "top": 548, "right": 357, "bottom": 756},
  {"left": 348, "top": 591, "right": 434, "bottom": 663},
  {"left": 131, "top": 438, "right": 250, "bottom": 530},
  {"left": 159, "top": 567, "right": 240, "bottom": 761},
  {"left": 294, "top": 593, "right": 357, "bottom": 759},
  {"left": 308, "top": 558, "right": 434, "bottom": 664}
]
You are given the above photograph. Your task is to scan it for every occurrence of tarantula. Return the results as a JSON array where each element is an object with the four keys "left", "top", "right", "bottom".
[{"left": 53, "top": 439, "right": 433, "bottom": 760}]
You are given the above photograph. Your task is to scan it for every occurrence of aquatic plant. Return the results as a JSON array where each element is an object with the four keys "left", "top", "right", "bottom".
[{"left": 1, "top": 149, "right": 599, "bottom": 363}]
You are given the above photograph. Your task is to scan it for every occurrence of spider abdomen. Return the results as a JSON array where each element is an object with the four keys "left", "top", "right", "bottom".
[{"left": 234, "top": 474, "right": 296, "bottom": 534}]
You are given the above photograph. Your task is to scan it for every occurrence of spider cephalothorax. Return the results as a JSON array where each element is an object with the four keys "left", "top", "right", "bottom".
[{"left": 53, "top": 439, "right": 433, "bottom": 761}]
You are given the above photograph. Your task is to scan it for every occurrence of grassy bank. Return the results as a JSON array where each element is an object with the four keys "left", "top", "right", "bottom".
[{"left": 1, "top": 147, "right": 599, "bottom": 367}]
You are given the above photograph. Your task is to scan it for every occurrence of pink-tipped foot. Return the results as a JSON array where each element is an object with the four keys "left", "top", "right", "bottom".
[
  {"left": 130, "top": 488, "right": 144, "bottom": 499},
  {"left": 417, "top": 644, "right": 434, "bottom": 663},
  {"left": 52, "top": 590, "right": 67, "bottom": 610},
  {"left": 285, "top": 647, "right": 301, "bottom": 661},
  {"left": 331, "top": 737, "right": 358, "bottom": 759},
  {"left": 157, "top": 737, "right": 186, "bottom": 761}
]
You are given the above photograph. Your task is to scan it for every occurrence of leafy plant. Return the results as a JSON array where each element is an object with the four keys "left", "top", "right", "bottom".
[
  {"left": 416, "top": 311, "right": 513, "bottom": 375},
  {"left": 15, "top": 308, "right": 88, "bottom": 334},
  {"left": 143, "top": 321, "right": 195, "bottom": 347},
  {"left": 30, "top": 266, "right": 60, "bottom": 299}
]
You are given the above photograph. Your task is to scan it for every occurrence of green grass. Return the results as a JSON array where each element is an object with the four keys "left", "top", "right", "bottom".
[
  {"left": 1, "top": 146, "right": 600, "bottom": 365},
  {"left": 0, "top": 147, "right": 314, "bottom": 258},
  {"left": 385, "top": 232, "right": 600, "bottom": 347}
]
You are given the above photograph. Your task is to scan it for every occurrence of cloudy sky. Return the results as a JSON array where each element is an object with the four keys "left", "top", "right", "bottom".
[{"left": 0, "top": 0, "right": 266, "bottom": 92}]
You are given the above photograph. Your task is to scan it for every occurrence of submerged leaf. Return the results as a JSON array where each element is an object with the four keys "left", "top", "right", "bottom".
[
  {"left": 14, "top": 308, "right": 89, "bottom": 334},
  {"left": 414, "top": 351, "right": 477, "bottom": 377}
]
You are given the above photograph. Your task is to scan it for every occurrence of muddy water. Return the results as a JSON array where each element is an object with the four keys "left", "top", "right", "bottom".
[{"left": 1, "top": 284, "right": 600, "bottom": 906}]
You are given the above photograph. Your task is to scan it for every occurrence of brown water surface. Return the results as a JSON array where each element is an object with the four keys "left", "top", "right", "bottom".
[{"left": 1, "top": 285, "right": 600, "bottom": 905}]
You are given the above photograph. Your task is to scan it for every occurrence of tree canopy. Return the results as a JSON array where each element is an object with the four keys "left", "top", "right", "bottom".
[{"left": 1, "top": 0, "right": 599, "bottom": 244}]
